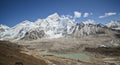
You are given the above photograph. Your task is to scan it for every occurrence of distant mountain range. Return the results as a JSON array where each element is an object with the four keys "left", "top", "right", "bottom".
[{"left": 0, "top": 13, "right": 120, "bottom": 40}]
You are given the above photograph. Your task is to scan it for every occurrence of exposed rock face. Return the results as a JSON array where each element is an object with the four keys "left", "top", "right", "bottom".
[
  {"left": 72, "top": 23, "right": 106, "bottom": 37},
  {"left": 21, "top": 29, "right": 45, "bottom": 40}
]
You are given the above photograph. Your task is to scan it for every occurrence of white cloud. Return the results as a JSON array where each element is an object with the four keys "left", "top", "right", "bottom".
[
  {"left": 83, "top": 13, "right": 89, "bottom": 18},
  {"left": 99, "top": 12, "right": 116, "bottom": 18},
  {"left": 83, "top": 12, "right": 93, "bottom": 18},
  {"left": 74, "top": 11, "right": 82, "bottom": 18}
]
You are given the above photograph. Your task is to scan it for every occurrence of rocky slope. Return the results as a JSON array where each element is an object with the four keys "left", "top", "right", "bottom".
[{"left": 0, "top": 41, "right": 48, "bottom": 65}]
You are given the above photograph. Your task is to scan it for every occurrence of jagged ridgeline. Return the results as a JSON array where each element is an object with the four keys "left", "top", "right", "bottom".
[{"left": 0, "top": 13, "right": 120, "bottom": 40}]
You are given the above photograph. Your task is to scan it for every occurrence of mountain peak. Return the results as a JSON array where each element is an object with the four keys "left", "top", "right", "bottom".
[
  {"left": 20, "top": 20, "right": 31, "bottom": 24},
  {"left": 106, "top": 20, "right": 120, "bottom": 28},
  {"left": 47, "top": 13, "right": 59, "bottom": 19},
  {"left": 0, "top": 24, "right": 9, "bottom": 29}
]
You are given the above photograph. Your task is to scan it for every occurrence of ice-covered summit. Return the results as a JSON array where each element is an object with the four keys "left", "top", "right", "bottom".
[
  {"left": 106, "top": 20, "right": 120, "bottom": 28},
  {"left": 0, "top": 24, "right": 10, "bottom": 38},
  {"left": 0, "top": 13, "right": 117, "bottom": 40},
  {"left": 0, "top": 24, "right": 9, "bottom": 31}
]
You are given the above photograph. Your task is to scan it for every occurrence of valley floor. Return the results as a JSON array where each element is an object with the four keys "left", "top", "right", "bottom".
[{"left": 0, "top": 34, "right": 120, "bottom": 65}]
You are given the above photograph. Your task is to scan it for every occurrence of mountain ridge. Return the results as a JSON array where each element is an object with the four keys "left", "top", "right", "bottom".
[{"left": 0, "top": 13, "right": 120, "bottom": 40}]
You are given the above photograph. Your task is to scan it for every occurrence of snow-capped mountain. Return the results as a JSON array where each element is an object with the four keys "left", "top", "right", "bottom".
[
  {"left": 106, "top": 20, "right": 120, "bottom": 30},
  {"left": 0, "top": 13, "right": 116, "bottom": 40},
  {"left": 0, "top": 24, "right": 9, "bottom": 32},
  {"left": 0, "top": 13, "right": 76, "bottom": 40},
  {"left": 35, "top": 13, "right": 76, "bottom": 38},
  {"left": 72, "top": 21, "right": 106, "bottom": 37},
  {"left": 0, "top": 24, "right": 10, "bottom": 38},
  {"left": 0, "top": 20, "right": 43, "bottom": 40}
]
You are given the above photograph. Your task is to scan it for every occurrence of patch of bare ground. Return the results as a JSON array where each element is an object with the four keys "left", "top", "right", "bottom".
[
  {"left": 84, "top": 47, "right": 120, "bottom": 65},
  {"left": 0, "top": 41, "right": 48, "bottom": 65},
  {"left": 85, "top": 47, "right": 120, "bottom": 56}
]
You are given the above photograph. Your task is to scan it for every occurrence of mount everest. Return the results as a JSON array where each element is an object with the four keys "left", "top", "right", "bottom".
[{"left": 0, "top": 13, "right": 120, "bottom": 40}]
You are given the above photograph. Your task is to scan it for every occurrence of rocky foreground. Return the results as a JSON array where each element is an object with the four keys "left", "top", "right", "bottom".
[
  {"left": 0, "top": 33, "right": 120, "bottom": 65},
  {"left": 0, "top": 41, "right": 48, "bottom": 65}
]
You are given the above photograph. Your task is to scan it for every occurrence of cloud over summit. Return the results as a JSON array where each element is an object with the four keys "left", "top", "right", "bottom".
[
  {"left": 74, "top": 11, "right": 82, "bottom": 18},
  {"left": 99, "top": 12, "right": 117, "bottom": 18},
  {"left": 74, "top": 11, "right": 93, "bottom": 18},
  {"left": 83, "top": 13, "right": 89, "bottom": 18}
]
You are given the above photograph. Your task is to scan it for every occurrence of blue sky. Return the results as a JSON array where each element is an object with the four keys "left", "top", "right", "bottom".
[{"left": 0, "top": 0, "right": 120, "bottom": 27}]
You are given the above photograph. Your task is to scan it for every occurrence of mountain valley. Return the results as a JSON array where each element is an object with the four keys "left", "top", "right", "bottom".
[{"left": 0, "top": 13, "right": 120, "bottom": 65}]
